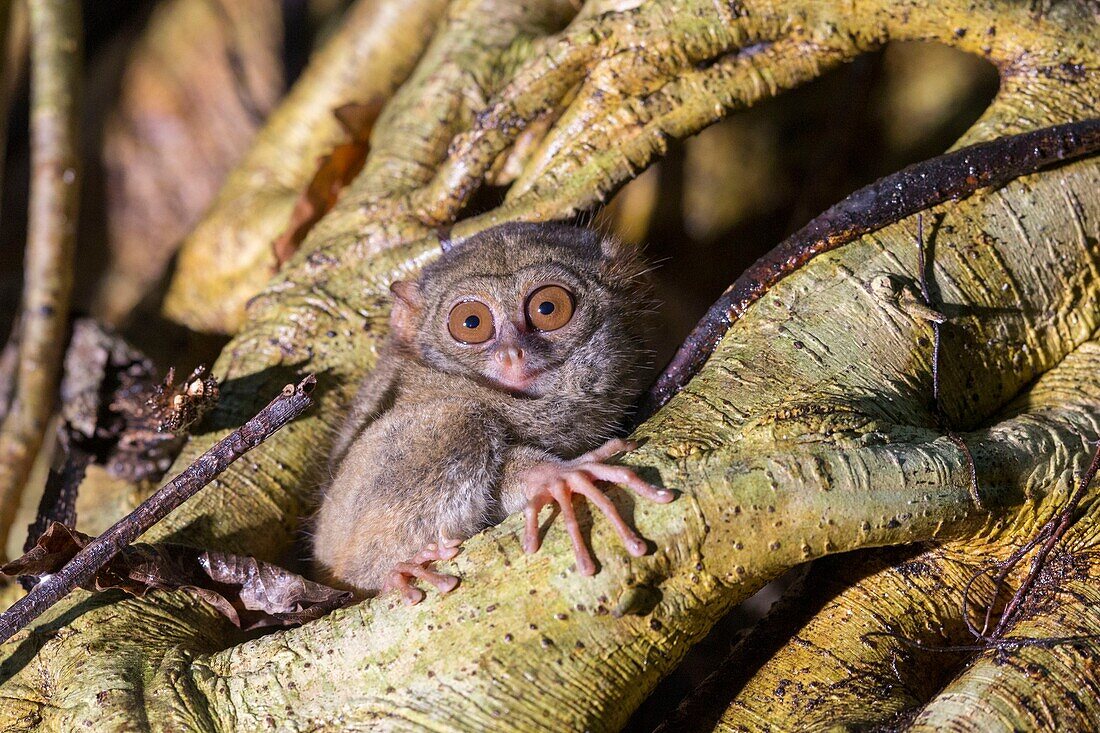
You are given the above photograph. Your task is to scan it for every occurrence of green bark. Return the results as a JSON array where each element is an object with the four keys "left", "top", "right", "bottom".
[{"left": 1, "top": 0, "right": 1098, "bottom": 730}]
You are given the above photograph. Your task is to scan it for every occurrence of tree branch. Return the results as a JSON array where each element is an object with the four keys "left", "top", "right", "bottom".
[
  {"left": 0, "top": 0, "right": 81, "bottom": 559},
  {"left": 641, "top": 118, "right": 1100, "bottom": 420},
  {"left": 162, "top": 0, "right": 452, "bottom": 333}
]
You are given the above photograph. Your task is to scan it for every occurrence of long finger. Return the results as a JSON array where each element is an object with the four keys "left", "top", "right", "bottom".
[
  {"left": 580, "top": 463, "right": 674, "bottom": 502},
  {"left": 566, "top": 473, "right": 647, "bottom": 557},
  {"left": 572, "top": 438, "right": 636, "bottom": 465},
  {"left": 551, "top": 483, "right": 596, "bottom": 576},
  {"left": 524, "top": 496, "right": 545, "bottom": 554}
]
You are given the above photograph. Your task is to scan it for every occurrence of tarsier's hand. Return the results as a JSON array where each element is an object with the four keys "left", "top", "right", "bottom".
[
  {"left": 521, "top": 439, "right": 674, "bottom": 575},
  {"left": 381, "top": 537, "right": 462, "bottom": 605}
]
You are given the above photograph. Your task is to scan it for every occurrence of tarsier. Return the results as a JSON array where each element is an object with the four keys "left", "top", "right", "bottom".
[{"left": 312, "top": 222, "right": 674, "bottom": 603}]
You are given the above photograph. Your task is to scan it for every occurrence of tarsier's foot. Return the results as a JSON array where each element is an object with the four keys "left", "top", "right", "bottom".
[
  {"left": 522, "top": 438, "right": 674, "bottom": 575},
  {"left": 381, "top": 537, "right": 462, "bottom": 605}
]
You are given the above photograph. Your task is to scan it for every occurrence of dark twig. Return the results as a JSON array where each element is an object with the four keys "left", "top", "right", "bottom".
[
  {"left": 24, "top": 446, "right": 89, "bottom": 539},
  {"left": 914, "top": 214, "right": 982, "bottom": 510},
  {"left": 640, "top": 118, "right": 1100, "bottom": 420},
  {"left": 0, "top": 0, "right": 82, "bottom": 557},
  {"left": 0, "top": 375, "right": 317, "bottom": 646},
  {"left": 905, "top": 213, "right": 1099, "bottom": 648},
  {"left": 964, "top": 507, "right": 1059, "bottom": 638},
  {"left": 20, "top": 447, "right": 91, "bottom": 590},
  {"left": 915, "top": 214, "right": 941, "bottom": 404},
  {"left": 954, "top": 440, "right": 1100, "bottom": 644}
]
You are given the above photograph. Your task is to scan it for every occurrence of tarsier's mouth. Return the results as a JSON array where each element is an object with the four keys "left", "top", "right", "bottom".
[{"left": 487, "top": 367, "right": 546, "bottom": 397}]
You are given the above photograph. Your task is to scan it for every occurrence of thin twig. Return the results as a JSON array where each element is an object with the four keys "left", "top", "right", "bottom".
[
  {"left": 989, "top": 439, "right": 1100, "bottom": 639},
  {"left": 915, "top": 214, "right": 940, "bottom": 404},
  {"left": 0, "top": 0, "right": 81, "bottom": 558},
  {"left": 914, "top": 213, "right": 982, "bottom": 510},
  {"left": 0, "top": 375, "right": 317, "bottom": 646},
  {"left": 955, "top": 440, "right": 1100, "bottom": 643},
  {"left": 640, "top": 118, "right": 1100, "bottom": 420},
  {"left": 968, "top": 518, "right": 1054, "bottom": 637},
  {"left": 909, "top": 216, "right": 1099, "bottom": 648}
]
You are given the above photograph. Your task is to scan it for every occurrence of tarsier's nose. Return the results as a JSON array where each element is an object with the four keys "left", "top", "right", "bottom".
[{"left": 495, "top": 345, "right": 524, "bottom": 369}]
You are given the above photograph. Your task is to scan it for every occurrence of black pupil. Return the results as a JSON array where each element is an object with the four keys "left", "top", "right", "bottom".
[
  {"left": 537, "top": 301, "right": 555, "bottom": 316},
  {"left": 464, "top": 314, "right": 480, "bottom": 329}
]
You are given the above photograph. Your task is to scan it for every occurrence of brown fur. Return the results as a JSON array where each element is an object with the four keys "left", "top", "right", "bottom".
[{"left": 313, "top": 223, "right": 653, "bottom": 593}]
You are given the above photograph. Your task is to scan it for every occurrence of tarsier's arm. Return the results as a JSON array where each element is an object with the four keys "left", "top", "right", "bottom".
[
  {"left": 497, "top": 440, "right": 674, "bottom": 576},
  {"left": 315, "top": 400, "right": 504, "bottom": 602}
]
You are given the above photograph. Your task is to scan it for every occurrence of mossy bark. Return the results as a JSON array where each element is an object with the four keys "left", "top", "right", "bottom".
[{"left": 1, "top": 0, "right": 1098, "bottom": 730}]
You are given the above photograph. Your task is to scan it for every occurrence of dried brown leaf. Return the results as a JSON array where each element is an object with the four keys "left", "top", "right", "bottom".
[
  {"left": 271, "top": 100, "right": 384, "bottom": 267},
  {"left": 5, "top": 522, "right": 351, "bottom": 630},
  {"left": 57, "top": 321, "right": 220, "bottom": 483},
  {"left": 60, "top": 319, "right": 155, "bottom": 447}
]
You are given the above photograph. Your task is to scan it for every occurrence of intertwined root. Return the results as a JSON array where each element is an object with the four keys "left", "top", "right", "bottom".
[{"left": 12, "top": 0, "right": 1096, "bottom": 730}]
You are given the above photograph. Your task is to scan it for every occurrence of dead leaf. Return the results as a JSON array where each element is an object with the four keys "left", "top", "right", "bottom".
[
  {"left": 5, "top": 523, "right": 351, "bottom": 630},
  {"left": 24, "top": 322, "right": 222, "bottom": 562},
  {"left": 272, "top": 100, "right": 384, "bottom": 267},
  {"left": 58, "top": 320, "right": 220, "bottom": 483},
  {"left": 60, "top": 319, "right": 155, "bottom": 447}
]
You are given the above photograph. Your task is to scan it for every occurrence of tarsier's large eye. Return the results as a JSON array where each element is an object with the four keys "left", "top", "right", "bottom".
[
  {"left": 448, "top": 300, "right": 495, "bottom": 344},
  {"left": 526, "top": 285, "right": 575, "bottom": 332}
]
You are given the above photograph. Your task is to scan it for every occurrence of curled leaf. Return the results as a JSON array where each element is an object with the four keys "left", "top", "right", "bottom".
[
  {"left": 272, "top": 100, "right": 383, "bottom": 267},
  {"left": 5, "top": 523, "right": 350, "bottom": 630}
]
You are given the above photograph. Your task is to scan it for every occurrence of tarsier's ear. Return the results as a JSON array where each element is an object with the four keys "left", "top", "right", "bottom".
[
  {"left": 596, "top": 233, "right": 645, "bottom": 281},
  {"left": 389, "top": 280, "right": 423, "bottom": 343},
  {"left": 598, "top": 233, "right": 628, "bottom": 260}
]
